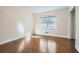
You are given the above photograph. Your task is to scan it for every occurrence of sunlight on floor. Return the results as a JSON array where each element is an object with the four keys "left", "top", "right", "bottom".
[
  {"left": 17, "top": 39, "right": 25, "bottom": 52},
  {"left": 40, "top": 38, "right": 57, "bottom": 53},
  {"left": 40, "top": 39, "right": 47, "bottom": 52},
  {"left": 25, "top": 32, "right": 31, "bottom": 43},
  {"left": 17, "top": 32, "right": 31, "bottom": 52},
  {"left": 17, "top": 32, "right": 57, "bottom": 53},
  {"left": 48, "top": 40, "right": 56, "bottom": 53}
]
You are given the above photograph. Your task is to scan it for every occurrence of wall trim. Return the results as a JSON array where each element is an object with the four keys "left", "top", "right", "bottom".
[
  {"left": 43, "top": 34, "right": 68, "bottom": 39},
  {"left": 0, "top": 35, "right": 26, "bottom": 45},
  {"left": 69, "top": 6, "right": 75, "bottom": 12},
  {"left": 34, "top": 34, "right": 69, "bottom": 39}
]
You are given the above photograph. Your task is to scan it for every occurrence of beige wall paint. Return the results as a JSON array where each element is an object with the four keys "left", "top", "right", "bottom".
[
  {"left": 0, "top": 7, "right": 4, "bottom": 40},
  {"left": 71, "top": 9, "right": 75, "bottom": 39},
  {"left": 0, "top": 7, "right": 33, "bottom": 43},
  {"left": 33, "top": 8, "right": 69, "bottom": 38},
  {"left": 75, "top": 7, "right": 79, "bottom": 52}
]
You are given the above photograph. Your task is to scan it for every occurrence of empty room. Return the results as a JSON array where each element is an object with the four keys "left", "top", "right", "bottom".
[{"left": 0, "top": 6, "right": 78, "bottom": 53}]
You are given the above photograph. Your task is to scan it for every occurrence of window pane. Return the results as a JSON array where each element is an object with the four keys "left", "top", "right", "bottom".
[{"left": 40, "top": 16, "right": 57, "bottom": 30}]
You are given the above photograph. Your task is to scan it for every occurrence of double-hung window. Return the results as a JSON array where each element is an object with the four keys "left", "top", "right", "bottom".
[{"left": 40, "top": 16, "right": 57, "bottom": 33}]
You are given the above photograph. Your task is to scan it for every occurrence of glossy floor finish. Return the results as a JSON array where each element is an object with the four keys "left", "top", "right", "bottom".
[{"left": 0, "top": 35, "right": 76, "bottom": 53}]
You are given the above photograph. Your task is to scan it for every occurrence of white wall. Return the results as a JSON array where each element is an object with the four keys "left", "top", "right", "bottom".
[
  {"left": 71, "top": 9, "right": 75, "bottom": 39},
  {"left": 75, "top": 7, "right": 79, "bottom": 52},
  {"left": 33, "top": 8, "right": 69, "bottom": 38},
  {"left": 0, "top": 7, "right": 33, "bottom": 44},
  {"left": 68, "top": 6, "right": 75, "bottom": 39}
]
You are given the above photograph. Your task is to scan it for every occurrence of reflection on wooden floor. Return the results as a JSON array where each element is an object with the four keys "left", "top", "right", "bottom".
[{"left": 0, "top": 35, "right": 76, "bottom": 53}]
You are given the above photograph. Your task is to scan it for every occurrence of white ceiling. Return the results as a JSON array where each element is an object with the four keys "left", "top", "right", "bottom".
[{"left": 30, "top": 6, "right": 70, "bottom": 13}]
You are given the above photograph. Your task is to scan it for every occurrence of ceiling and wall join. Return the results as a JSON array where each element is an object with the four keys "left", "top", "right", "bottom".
[{"left": 30, "top": 6, "right": 70, "bottom": 13}]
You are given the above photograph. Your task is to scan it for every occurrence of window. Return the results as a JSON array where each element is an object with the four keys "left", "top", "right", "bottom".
[{"left": 40, "top": 16, "right": 57, "bottom": 33}]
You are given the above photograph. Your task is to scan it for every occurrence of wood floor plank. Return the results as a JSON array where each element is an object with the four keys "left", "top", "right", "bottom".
[{"left": 0, "top": 35, "right": 76, "bottom": 53}]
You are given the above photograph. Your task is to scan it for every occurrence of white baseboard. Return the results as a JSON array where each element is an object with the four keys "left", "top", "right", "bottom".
[
  {"left": 45, "top": 34, "right": 68, "bottom": 39},
  {"left": 75, "top": 45, "right": 79, "bottom": 52},
  {"left": 36, "top": 34, "right": 69, "bottom": 39},
  {"left": 0, "top": 35, "right": 26, "bottom": 45}
]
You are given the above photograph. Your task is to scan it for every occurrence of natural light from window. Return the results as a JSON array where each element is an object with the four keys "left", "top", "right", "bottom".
[{"left": 40, "top": 16, "right": 57, "bottom": 33}]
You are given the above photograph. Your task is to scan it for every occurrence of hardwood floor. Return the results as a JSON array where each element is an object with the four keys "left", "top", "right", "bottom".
[{"left": 0, "top": 35, "right": 76, "bottom": 53}]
